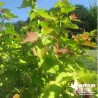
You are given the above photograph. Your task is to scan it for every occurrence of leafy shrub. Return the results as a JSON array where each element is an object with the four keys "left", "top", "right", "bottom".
[{"left": 0, "top": 0, "right": 97, "bottom": 98}]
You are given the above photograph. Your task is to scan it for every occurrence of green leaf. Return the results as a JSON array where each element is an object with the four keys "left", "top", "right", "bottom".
[
  {"left": 42, "top": 37, "right": 51, "bottom": 45},
  {"left": 61, "top": 6, "right": 76, "bottom": 14},
  {"left": 62, "top": 20, "right": 78, "bottom": 29},
  {"left": 0, "top": 14, "right": 2, "bottom": 18},
  {"left": 41, "top": 55, "right": 57, "bottom": 71},
  {"left": 32, "top": 75, "right": 44, "bottom": 87},
  {"left": 41, "top": 27, "right": 54, "bottom": 35},
  {"left": 19, "top": 59, "right": 26, "bottom": 64},
  {"left": 22, "top": 90, "right": 32, "bottom": 98},
  {"left": 49, "top": 84, "right": 62, "bottom": 97},
  {"left": 30, "top": 12, "right": 36, "bottom": 21},
  {"left": 61, "top": 1, "right": 76, "bottom": 13},
  {"left": 37, "top": 9, "right": 52, "bottom": 19},
  {"left": 4, "top": 9, "right": 18, "bottom": 19},
  {"left": 63, "top": 39, "right": 78, "bottom": 48},
  {"left": 54, "top": 0, "right": 76, "bottom": 14},
  {"left": 32, "top": 46, "right": 47, "bottom": 59},
  {"left": 40, "top": 21, "right": 49, "bottom": 27},
  {"left": 42, "top": 82, "right": 62, "bottom": 98},
  {"left": 61, "top": 17, "right": 78, "bottom": 29},
  {"left": 78, "top": 69, "right": 97, "bottom": 83},
  {"left": 85, "top": 55, "right": 96, "bottom": 61},
  {"left": 56, "top": 72, "right": 72, "bottom": 82},
  {"left": 19, "top": 0, "right": 35, "bottom": 8},
  {"left": 66, "top": 23, "right": 78, "bottom": 29},
  {"left": 4, "top": 23, "right": 17, "bottom": 35},
  {"left": 0, "top": 2, "right": 4, "bottom": 7},
  {"left": 54, "top": 0, "right": 63, "bottom": 8},
  {"left": 48, "top": 65, "right": 59, "bottom": 74},
  {"left": 61, "top": 17, "right": 70, "bottom": 24}
]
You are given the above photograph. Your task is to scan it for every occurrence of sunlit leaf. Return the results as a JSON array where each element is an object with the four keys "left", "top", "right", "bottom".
[
  {"left": 42, "top": 37, "right": 51, "bottom": 45},
  {"left": 5, "top": 23, "right": 17, "bottom": 35},
  {"left": 62, "top": 18, "right": 79, "bottom": 29},
  {"left": 21, "top": 32, "right": 39, "bottom": 44},
  {"left": 81, "top": 33, "right": 89, "bottom": 40},
  {"left": 40, "top": 21, "right": 49, "bottom": 27},
  {"left": 54, "top": 0, "right": 63, "bottom": 8},
  {"left": 13, "top": 94, "right": 20, "bottom": 98},
  {"left": 53, "top": 43, "right": 70, "bottom": 55},
  {"left": 32, "top": 46, "right": 48, "bottom": 59},
  {"left": 0, "top": 0, "right": 97, "bottom": 98},
  {"left": 69, "top": 13, "right": 78, "bottom": 20},
  {"left": 56, "top": 72, "right": 72, "bottom": 82},
  {"left": 37, "top": 9, "right": 52, "bottom": 19},
  {"left": 30, "top": 12, "right": 36, "bottom": 21},
  {"left": 41, "top": 55, "right": 57, "bottom": 71},
  {"left": 65, "top": 23, "right": 78, "bottom": 29},
  {"left": 72, "top": 34, "right": 79, "bottom": 42},
  {"left": 48, "top": 65, "right": 59, "bottom": 74},
  {"left": 82, "top": 40, "right": 96, "bottom": 48},
  {"left": 78, "top": 69, "right": 96, "bottom": 82},
  {"left": 19, "top": 59, "right": 26, "bottom": 64},
  {"left": 3, "top": 8, "right": 18, "bottom": 19},
  {"left": 61, "top": 1, "right": 76, "bottom": 13},
  {"left": 41, "top": 27, "right": 54, "bottom": 35}
]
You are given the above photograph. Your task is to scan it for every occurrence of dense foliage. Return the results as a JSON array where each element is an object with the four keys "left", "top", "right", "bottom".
[
  {"left": 73, "top": 4, "right": 97, "bottom": 32},
  {"left": 0, "top": 0, "right": 97, "bottom": 98},
  {"left": 13, "top": 4, "right": 97, "bottom": 34}
]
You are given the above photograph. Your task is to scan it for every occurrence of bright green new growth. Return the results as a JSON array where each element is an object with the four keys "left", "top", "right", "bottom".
[{"left": 0, "top": 0, "right": 97, "bottom": 98}]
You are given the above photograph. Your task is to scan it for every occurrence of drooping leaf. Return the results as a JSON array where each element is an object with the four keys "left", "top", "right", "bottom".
[
  {"left": 64, "top": 22, "right": 79, "bottom": 29},
  {"left": 21, "top": 32, "right": 39, "bottom": 44},
  {"left": 69, "top": 13, "right": 78, "bottom": 20},
  {"left": 62, "top": 18, "right": 78, "bottom": 29},
  {"left": 82, "top": 40, "right": 96, "bottom": 48},
  {"left": 81, "top": 33, "right": 89, "bottom": 40},
  {"left": 58, "top": 48, "right": 69, "bottom": 54}
]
